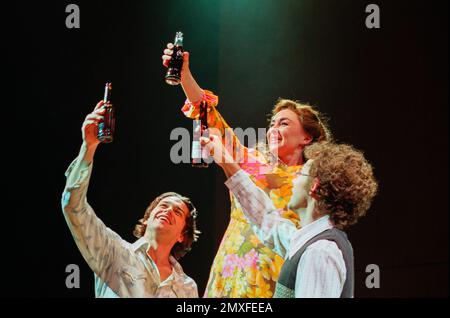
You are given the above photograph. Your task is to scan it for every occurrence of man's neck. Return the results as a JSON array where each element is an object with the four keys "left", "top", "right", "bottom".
[
  {"left": 146, "top": 239, "right": 174, "bottom": 282},
  {"left": 295, "top": 199, "right": 320, "bottom": 228},
  {"left": 144, "top": 234, "right": 172, "bottom": 267}
]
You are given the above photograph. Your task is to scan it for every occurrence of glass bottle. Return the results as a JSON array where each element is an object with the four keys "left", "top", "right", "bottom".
[
  {"left": 165, "top": 32, "right": 184, "bottom": 85},
  {"left": 192, "top": 101, "right": 209, "bottom": 168},
  {"left": 97, "top": 82, "right": 115, "bottom": 143}
]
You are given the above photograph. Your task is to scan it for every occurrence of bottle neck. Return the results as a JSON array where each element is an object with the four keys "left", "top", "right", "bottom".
[{"left": 174, "top": 32, "right": 183, "bottom": 47}]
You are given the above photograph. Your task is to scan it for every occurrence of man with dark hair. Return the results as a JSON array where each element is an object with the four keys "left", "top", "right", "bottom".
[
  {"left": 62, "top": 101, "right": 200, "bottom": 297},
  {"left": 202, "top": 137, "right": 378, "bottom": 298}
]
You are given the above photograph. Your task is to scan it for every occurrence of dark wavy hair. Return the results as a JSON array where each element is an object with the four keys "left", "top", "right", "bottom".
[
  {"left": 133, "top": 192, "right": 200, "bottom": 260},
  {"left": 304, "top": 142, "right": 378, "bottom": 229}
]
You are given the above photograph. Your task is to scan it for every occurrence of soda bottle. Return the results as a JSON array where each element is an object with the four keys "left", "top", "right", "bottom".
[
  {"left": 191, "top": 101, "right": 209, "bottom": 168},
  {"left": 97, "top": 83, "right": 115, "bottom": 143},
  {"left": 165, "top": 32, "right": 184, "bottom": 85}
]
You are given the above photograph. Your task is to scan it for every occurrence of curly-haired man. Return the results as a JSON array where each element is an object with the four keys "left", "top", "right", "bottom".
[
  {"left": 202, "top": 137, "right": 378, "bottom": 298},
  {"left": 62, "top": 101, "right": 200, "bottom": 297}
]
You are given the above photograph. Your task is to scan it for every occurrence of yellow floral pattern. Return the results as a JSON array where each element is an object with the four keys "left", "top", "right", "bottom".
[{"left": 182, "top": 91, "right": 302, "bottom": 298}]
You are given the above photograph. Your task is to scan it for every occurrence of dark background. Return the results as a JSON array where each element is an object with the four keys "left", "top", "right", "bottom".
[{"left": 10, "top": 0, "right": 448, "bottom": 298}]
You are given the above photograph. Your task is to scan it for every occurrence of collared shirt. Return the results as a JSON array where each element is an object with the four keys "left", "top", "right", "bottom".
[
  {"left": 61, "top": 158, "right": 198, "bottom": 298},
  {"left": 225, "top": 169, "right": 347, "bottom": 298}
]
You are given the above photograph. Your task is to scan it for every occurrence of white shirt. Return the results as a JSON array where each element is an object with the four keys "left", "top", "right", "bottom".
[
  {"left": 62, "top": 158, "right": 198, "bottom": 298},
  {"left": 225, "top": 169, "right": 347, "bottom": 298}
]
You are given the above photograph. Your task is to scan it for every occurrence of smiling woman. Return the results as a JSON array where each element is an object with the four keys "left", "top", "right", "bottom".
[
  {"left": 162, "top": 44, "right": 332, "bottom": 297},
  {"left": 264, "top": 99, "right": 331, "bottom": 165}
]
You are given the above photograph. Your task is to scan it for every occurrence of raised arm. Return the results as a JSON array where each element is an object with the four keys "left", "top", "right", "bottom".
[
  {"left": 162, "top": 43, "right": 203, "bottom": 104},
  {"left": 61, "top": 101, "right": 131, "bottom": 284},
  {"left": 162, "top": 44, "right": 265, "bottom": 173},
  {"left": 201, "top": 135, "right": 296, "bottom": 257}
]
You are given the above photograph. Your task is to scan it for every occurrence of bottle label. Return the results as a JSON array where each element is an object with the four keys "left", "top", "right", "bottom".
[{"left": 192, "top": 141, "right": 202, "bottom": 160}]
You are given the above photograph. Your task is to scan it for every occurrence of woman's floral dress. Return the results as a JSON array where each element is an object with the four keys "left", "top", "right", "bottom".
[{"left": 181, "top": 90, "right": 302, "bottom": 298}]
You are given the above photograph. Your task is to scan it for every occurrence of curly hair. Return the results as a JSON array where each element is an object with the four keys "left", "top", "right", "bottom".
[
  {"left": 304, "top": 142, "right": 378, "bottom": 230},
  {"left": 133, "top": 192, "right": 201, "bottom": 260}
]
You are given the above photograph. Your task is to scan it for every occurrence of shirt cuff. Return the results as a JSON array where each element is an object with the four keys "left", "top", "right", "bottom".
[
  {"left": 181, "top": 90, "right": 219, "bottom": 118},
  {"left": 224, "top": 169, "right": 254, "bottom": 194}
]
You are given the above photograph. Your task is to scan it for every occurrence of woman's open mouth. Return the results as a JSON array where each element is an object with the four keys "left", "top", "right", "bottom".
[{"left": 269, "top": 135, "right": 282, "bottom": 146}]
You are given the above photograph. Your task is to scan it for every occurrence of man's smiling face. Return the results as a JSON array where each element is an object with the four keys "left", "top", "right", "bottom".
[{"left": 146, "top": 196, "right": 190, "bottom": 244}]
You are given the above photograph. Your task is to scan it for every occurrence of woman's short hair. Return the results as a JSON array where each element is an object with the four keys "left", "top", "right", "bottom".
[
  {"left": 258, "top": 99, "right": 332, "bottom": 164},
  {"left": 272, "top": 99, "right": 331, "bottom": 144}
]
